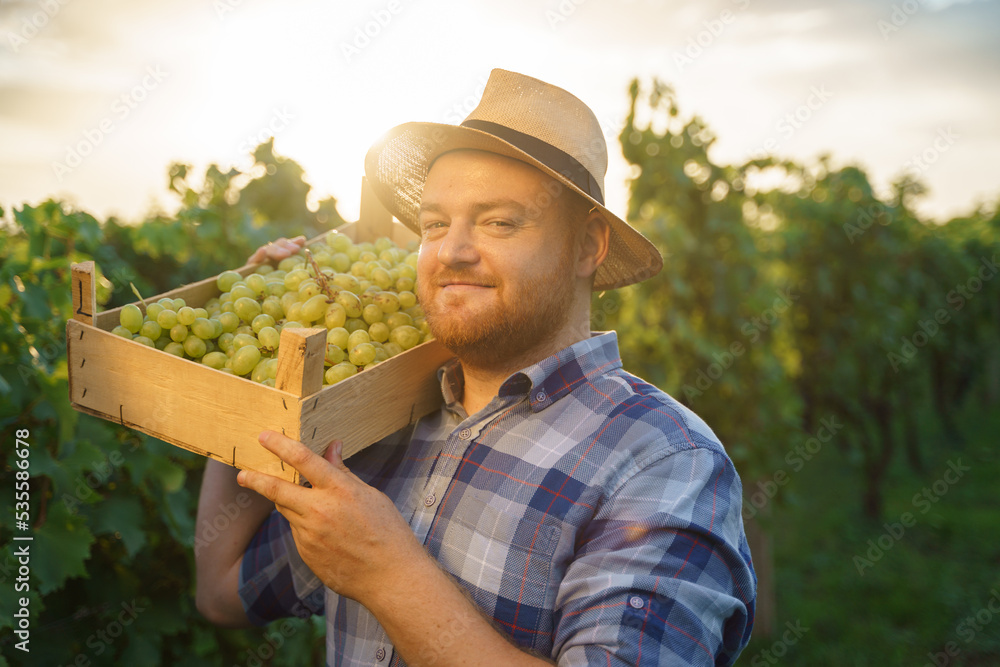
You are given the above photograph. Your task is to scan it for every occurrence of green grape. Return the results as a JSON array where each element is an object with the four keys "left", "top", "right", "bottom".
[
  {"left": 359, "top": 251, "right": 378, "bottom": 263},
  {"left": 389, "top": 325, "right": 421, "bottom": 350},
  {"left": 331, "top": 253, "right": 351, "bottom": 272},
  {"left": 324, "top": 303, "right": 347, "bottom": 329},
  {"left": 331, "top": 273, "right": 361, "bottom": 293},
  {"left": 157, "top": 297, "right": 176, "bottom": 309},
  {"left": 327, "top": 327, "right": 349, "bottom": 350},
  {"left": 156, "top": 309, "right": 179, "bottom": 329},
  {"left": 282, "top": 321, "right": 304, "bottom": 329},
  {"left": 170, "top": 324, "right": 188, "bottom": 343},
  {"left": 140, "top": 320, "right": 162, "bottom": 340},
  {"left": 277, "top": 256, "right": 302, "bottom": 272},
  {"left": 325, "top": 343, "right": 345, "bottom": 365},
  {"left": 395, "top": 276, "right": 415, "bottom": 292},
  {"left": 347, "top": 329, "right": 371, "bottom": 349},
  {"left": 217, "top": 270, "right": 243, "bottom": 292},
  {"left": 373, "top": 346, "right": 389, "bottom": 363},
  {"left": 404, "top": 252, "right": 418, "bottom": 269},
  {"left": 171, "top": 298, "right": 186, "bottom": 310},
  {"left": 220, "top": 301, "right": 236, "bottom": 314},
  {"left": 262, "top": 296, "right": 284, "bottom": 321},
  {"left": 258, "top": 326, "right": 280, "bottom": 351},
  {"left": 230, "top": 285, "right": 256, "bottom": 301},
  {"left": 283, "top": 268, "right": 310, "bottom": 291},
  {"left": 335, "top": 291, "right": 362, "bottom": 318},
  {"left": 133, "top": 335, "right": 155, "bottom": 348},
  {"left": 193, "top": 307, "right": 209, "bottom": 319},
  {"left": 218, "top": 311, "right": 239, "bottom": 333},
  {"left": 234, "top": 324, "right": 254, "bottom": 336},
  {"left": 374, "top": 291, "right": 400, "bottom": 314},
  {"left": 301, "top": 294, "right": 330, "bottom": 322},
  {"left": 324, "top": 361, "right": 357, "bottom": 385},
  {"left": 349, "top": 343, "right": 376, "bottom": 366},
  {"left": 370, "top": 267, "right": 393, "bottom": 290},
  {"left": 383, "top": 341, "right": 403, "bottom": 357},
  {"left": 362, "top": 303, "right": 383, "bottom": 325},
  {"left": 257, "top": 265, "right": 274, "bottom": 275},
  {"left": 234, "top": 297, "right": 262, "bottom": 323},
  {"left": 398, "top": 291, "right": 417, "bottom": 309},
  {"left": 251, "top": 357, "right": 276, "bottom": 383},
  {"left": 230, "top": 345, "right": 261, "bottom": 376},
  {"left": 373, "top": 237, "right": 393, "bottom": 254},
  {"left": 266, "top": 281, "right": 287, "bottom": 298},
  {"left": 350, "top": 261, "right": 367, "bottom": 278},
  {"left": 146, "top": 303, "right": 165, "bottom": 320},
  {"left": 202, "top": 351, "right": 228, "bottom": 369},
  {"left": 211, "top": 319, "right": 224, "bottom": 338},
  {"left": 112, "top": 325, "right": 132, "bottom": 338},
  {"left": 154, "top": 336, "right": 171, "bottom": 350},
  {"left": 233, "top": 333, "right": 261, "bottom": 350},
  {"left": 164, "top": 342, "right": 185, "bottom": 357},
  {"left": 177, "top": 306, "right": 197, "bottom": 326},
  {"left": 326, "top": 232, "right": 353, "bottom": 254},
  {"left": 385, "top": 312, "right": 414, "bottom": 330},
  {"left": 298, "top": 280, "right": 322, "bottom": 300},
  {"left": 252, "top": 313, "right": 276, "bottom": 334},
  {"left": 217, "top": 332, "right": 235, "bottom": 353},
  {"left": 120, "top": 304, "right": 143, "bottom": 333},
  {"left": 345, "top": 318, "right": 366, "bottom": 334},
  {"left": 245, "top": 273, "right": 267, "bottom": 297},
  {"left": 368, "top": 321, "right": 390, "bottom": 343},
  {"left": 191, "top": 317, "right": 215, "bottom": 340},
  {"left": 183, "top": 335, "right": 207, "bottom": 358},
  {"left": 285, "top": 301, "right": 304, "bottom": 323}
]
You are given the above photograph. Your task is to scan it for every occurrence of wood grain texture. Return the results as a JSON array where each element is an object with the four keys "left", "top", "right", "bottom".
[
  {"left": 275, "top": 328, "right": 326, "bottom": 397},
  {"left": 71, "top": 261, "right": 97, "bottom": 326},
  {"left": 67, "top": 319, "right": 303, "bottom": 481}
]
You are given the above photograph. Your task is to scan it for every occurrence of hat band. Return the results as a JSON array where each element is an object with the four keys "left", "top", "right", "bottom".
[{"left": 460, "top": 119, "right": 605, "bottom": 205}]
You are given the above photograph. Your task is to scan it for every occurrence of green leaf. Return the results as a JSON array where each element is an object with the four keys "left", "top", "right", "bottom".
[
  {"left": 33, "top": 501, "right": 95, "bottom": 594},
  {"left": 84, "top": 494, "right": 147, "bottom": 558}
]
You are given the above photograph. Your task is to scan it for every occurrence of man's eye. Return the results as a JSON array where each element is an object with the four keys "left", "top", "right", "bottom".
[
  {"left": 421, "top": 221, "right": 447, "bottom": 231},
  {"left": 486, "top": 219, "right": 513, "bottom": 227}
]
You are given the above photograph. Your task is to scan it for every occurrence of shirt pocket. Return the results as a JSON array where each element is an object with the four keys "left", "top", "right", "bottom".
[{"left": 437, "top": 491, "right": 561, "bottom": 640}]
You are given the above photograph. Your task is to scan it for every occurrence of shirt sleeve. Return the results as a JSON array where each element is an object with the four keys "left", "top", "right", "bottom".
[
  {"left": 552, "top": 447, "right": 756, "bottom": 666},
  {"left": 238, "top": 508, "right": 326, "bottom": 626}
]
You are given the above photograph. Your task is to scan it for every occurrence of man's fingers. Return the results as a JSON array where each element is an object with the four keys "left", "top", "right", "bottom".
[
  {"left": 257, "top": 430, "right": 338, "bottom": 487},
  {"left": 323, "top": 439, "right": 349, "bottom": 472},
  {"left": 247, "top": 236, "right": 308, "bottom": 264},
  {"left": 237, "top": 469, "right": 306, "bottom": 514}
]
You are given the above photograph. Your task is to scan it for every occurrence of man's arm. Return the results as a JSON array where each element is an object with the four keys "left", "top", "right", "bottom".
[
  {"left": 194, "top": 459, "right": 275, "bottom": 627},
  {"left": 237, "top": 431, "right": 553, "bottom": 666}
]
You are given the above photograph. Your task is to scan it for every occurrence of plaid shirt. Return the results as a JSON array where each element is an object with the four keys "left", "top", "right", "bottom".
[{"left": 239, "top": 332, "right": 756, "bottom": 666}]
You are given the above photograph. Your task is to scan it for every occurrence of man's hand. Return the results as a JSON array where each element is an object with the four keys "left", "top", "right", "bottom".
[
  {"left": 247, "top": 236, "right": 307, "bottom": 265},
  {"left": 235, "top": 431, "right": 426, "bottom": 603}
]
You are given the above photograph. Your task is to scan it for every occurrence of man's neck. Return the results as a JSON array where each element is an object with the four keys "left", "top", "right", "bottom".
[{"left": 457, "top": 318, "right": 591, "bottom": 417}]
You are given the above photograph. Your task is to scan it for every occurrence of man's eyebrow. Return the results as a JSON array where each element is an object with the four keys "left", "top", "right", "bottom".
[{"left": 418, "top": 199, "right": 528, "bottom": 217}]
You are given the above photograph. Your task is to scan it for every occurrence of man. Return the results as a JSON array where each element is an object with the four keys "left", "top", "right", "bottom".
[{"left": 196, "top": 69, "right": 756, "bottom": 665}]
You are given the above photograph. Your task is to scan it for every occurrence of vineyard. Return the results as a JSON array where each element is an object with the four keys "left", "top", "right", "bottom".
[{"left": 1, "top": 82, "right": 998, "bottom": 665}]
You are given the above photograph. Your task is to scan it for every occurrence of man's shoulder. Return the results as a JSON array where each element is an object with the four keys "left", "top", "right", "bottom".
[{"left": 574, "top": 365, "right": 729, "bottom": 461}]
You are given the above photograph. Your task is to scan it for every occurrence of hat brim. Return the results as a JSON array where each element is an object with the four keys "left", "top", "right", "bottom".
[{"left": 364, "top": 122, "right": 663, "bottom": 291}]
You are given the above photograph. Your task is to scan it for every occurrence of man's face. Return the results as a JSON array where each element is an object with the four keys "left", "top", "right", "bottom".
[{"left": 416, "top": 150, "right": 580, "bottom": 369}]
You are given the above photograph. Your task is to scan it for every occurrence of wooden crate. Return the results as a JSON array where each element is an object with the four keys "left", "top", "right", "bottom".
[{"left": 67, "top": 179, "right": 454, "bottom": 483}]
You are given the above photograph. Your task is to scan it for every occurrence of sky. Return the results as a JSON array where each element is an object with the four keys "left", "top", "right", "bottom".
[{"left": 1, "top": 0, "right": 997, "bottom": 226}]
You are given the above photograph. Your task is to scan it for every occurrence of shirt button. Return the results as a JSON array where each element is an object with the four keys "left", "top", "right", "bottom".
[
  {"left": 629, "top": 595, "right": 644, "bottom": 609},
  {"left": 459, "top": 427, "right": 472, "bottom": 440},
  {"left": 375, "top": 646, "right": 386, "bottom": 661},
  {"left": 423, "top": 493, "right": 436, "bottom": 507},
  {"left": 535, "top": 390, "right": 546, "bottom": 402}
]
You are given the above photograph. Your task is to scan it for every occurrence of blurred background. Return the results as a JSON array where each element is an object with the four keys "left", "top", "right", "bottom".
[{"left": 2, "top": 0, "right": 999, "bottom": 665}]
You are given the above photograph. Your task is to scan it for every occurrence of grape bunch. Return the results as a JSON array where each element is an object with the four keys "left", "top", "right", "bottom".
[{"left": 113, "top": 232, "right": 432, "bottom": 387}]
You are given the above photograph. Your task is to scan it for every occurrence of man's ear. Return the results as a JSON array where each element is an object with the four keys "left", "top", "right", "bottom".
[{"left": 576, "top": 209, "right": 611, "bottom": 281}]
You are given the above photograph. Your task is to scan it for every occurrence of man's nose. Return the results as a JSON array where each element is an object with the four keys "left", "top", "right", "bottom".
[{"left": 436, "top": 222, "right": 479, "bottom": 267}]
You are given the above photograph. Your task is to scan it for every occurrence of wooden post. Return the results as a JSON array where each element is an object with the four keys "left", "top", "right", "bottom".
[
  {"left": 71, "top": 261, "right": 97, "bottom": 326},
  {"left": 359, "top": 176, "right": 393, "bottom": 242},
  {"left": 275, "top": 328, "right": 326, "bottom": 397}
]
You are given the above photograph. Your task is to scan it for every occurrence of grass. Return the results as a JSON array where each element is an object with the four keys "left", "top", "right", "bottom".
[{"left": 740, "top": 399, "right": 1000, "bottom": 666}]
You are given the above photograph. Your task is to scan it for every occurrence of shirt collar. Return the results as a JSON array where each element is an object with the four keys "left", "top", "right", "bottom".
[{"left": 437, "top": 331, "right": 623, "bottom": 415}]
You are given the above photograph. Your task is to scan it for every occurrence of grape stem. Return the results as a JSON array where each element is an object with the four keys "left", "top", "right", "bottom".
[{"left": 303, "top": 247, "right": 338, "bottom": 302}]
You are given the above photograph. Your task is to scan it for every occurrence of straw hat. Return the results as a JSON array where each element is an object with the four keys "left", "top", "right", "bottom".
[{"left": 363, "top": 68, "right": 663, "bottom": 290}]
